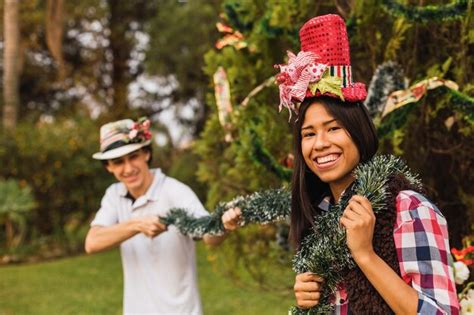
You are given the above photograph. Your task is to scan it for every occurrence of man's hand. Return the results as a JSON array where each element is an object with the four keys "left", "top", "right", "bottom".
[
  {"left": 294, "top": 272, "right": 324, "bottom": 309},
  {"left": 135, "top": 216, "right": 167, "bottom": 238},
  {"left": 222, "top": 207, "right": 242, "bottom": 231}
]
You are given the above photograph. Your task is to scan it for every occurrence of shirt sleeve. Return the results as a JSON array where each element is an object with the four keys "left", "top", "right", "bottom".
[
  {"left": 90, "top": 186, "right": 119, "bottom": 227},
  {"left": 393, "top": 190, "right": 459, "bottom": 315},
  {"left": 170, "top": 179, "right": 209, "bottom": 218}
]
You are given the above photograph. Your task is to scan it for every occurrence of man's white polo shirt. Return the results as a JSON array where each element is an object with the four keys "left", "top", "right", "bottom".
[{"left": 91, "top": 169, "right": 208, "bottom": 315}]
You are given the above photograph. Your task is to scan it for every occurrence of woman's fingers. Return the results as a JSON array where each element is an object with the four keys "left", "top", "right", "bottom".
[
  {"left": 294, "top": 272, "right": 324, "bottom": 309},
  {"left": 296, "top": 272, "right": 324, "bottom": 283}
]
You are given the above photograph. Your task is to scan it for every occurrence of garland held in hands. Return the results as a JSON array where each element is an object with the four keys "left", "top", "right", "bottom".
[
  {"left": 159, "top": 188, "right": 291, "bottom": 238},
  {"left": 161, "top": 155, "right": 421, "bottom": 313},
  {"left": 290, "top": 155, "right": 421, "bottom": 314}
]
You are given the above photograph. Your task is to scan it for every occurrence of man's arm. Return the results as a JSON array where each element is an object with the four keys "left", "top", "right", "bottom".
[
  {"left": 85, "top": 216, "right": 167, "bottom": 254},
  {"left": 202, "top": 234, "right": 226, "bottom": 246}
]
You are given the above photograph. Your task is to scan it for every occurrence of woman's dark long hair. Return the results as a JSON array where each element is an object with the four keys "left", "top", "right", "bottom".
[{"left": 290, "top": 96, "right": 379, "bottom": 248}]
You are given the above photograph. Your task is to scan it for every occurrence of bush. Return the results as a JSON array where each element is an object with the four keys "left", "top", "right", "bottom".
[
  {"left": 0, "top": 179, "right": 36, "bottom": 248},
  {"left": 0, "top": 117, "right": 112, "bottom": 246}
]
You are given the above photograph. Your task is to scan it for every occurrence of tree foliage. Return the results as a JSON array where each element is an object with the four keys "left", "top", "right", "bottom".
[{"left": 0, "top": 179, "right": 36, "bottom": 248}]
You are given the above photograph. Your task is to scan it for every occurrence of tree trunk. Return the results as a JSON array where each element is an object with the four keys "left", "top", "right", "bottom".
[
  {"left": 3, "top": 0, "right": 20, "bottom": 132},
  {"left": 45, "top": 0, "right": 66, "bottom": 82},
  {"left": 5, "top": 216, "right": 14, "bottom": 248},
  {"left": 108, "top": 0, "right": 132, "bottom": 119}
]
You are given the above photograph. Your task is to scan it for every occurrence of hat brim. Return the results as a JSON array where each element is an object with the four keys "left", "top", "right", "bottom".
[{"left": 92, "top": 140, "right": 152, "bottom": 160}]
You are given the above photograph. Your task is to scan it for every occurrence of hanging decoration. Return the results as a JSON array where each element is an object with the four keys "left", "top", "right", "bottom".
[
  {"left": 364, "top": 61, "right": 406, "bottom": 118},
  {"left": 381, "top": 77, "right": 459, "bottom": 118},
  {"left": 381, "top": 0, "right": 470, "bottom": 23},
  {"left": 240, "top": 76, "right": 275, "bottom": 107},
  {"left": 213, "top": 67, "right": 234, "bottom": 142},
  {"left": 215, "top": 21, "right": 249, "bottom": 50},
  {"left": 248, "top": 127, "right": 292, "bottom": 182}
]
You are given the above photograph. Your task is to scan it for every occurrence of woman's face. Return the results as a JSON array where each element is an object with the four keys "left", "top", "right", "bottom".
[{"left": 301, "top": 101, "right": 360, "bottom": 188}]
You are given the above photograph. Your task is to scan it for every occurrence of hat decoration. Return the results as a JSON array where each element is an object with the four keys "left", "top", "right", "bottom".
[
  {"left": 92, "top": 117, "right": 152, "bottom": 160},
  {"left": 275, "top": 14, "right": 367, "bottom": 116}
]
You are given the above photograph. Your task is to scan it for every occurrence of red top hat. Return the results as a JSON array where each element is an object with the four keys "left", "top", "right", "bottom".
[{"left": 275, "top": 14, "right": 367, "bottom": 115}]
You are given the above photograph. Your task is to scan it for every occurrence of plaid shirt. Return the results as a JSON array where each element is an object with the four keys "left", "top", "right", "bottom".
[{"left": 319, "top": 190, "right": 459, "bottom": 314}]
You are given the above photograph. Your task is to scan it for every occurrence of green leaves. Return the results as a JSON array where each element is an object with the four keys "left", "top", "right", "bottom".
[{"left": 0, "top": 179, "right": 36, "bottom": 215}]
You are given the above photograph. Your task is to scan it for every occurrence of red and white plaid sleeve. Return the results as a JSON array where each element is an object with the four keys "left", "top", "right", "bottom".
[{"left": 394, "top": 190, "right": 459, "bottom": 314}]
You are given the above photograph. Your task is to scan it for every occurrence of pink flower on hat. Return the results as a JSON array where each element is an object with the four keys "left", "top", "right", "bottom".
[
  {"left": 275, "top": 50, "right": 327, "bottom": 116},
  {"left": 128, "top": 129, "right": 138, "bottom": 140},
  {"left": 142, "top": 119, "right": 151, "bottom": 129}
]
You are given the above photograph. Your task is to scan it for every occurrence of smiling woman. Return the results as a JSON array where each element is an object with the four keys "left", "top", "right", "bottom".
[
  {"left": 291, "top": 96, "right": 378, "bottom": 247},
  {"left": 277, "top": 14, "right": 459, "bottom": 314}
]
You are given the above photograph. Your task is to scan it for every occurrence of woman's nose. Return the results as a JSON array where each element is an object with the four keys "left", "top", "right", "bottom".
[{"left": 313, "top": 132, "right": 330, "bottom": 150}]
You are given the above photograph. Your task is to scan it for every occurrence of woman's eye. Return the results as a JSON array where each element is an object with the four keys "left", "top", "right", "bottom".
[
  {"left": 328, "top": 126, "right": 341, "bottom": 132},
  {"left": 303, "top": 132, "right": 315, "bottom": 138}
]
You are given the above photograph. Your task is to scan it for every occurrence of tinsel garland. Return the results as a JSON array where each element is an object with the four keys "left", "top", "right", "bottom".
[
  {"left": 290, "top": 155, "right": 421, "bottom": 315},
  {"left": 450, "top": 88, "right": 474, "bottom": 123},
  {"left": 378, "top": 86, "right": 474, "bottom": 138},
  {"left": 381, "top": 0, "right": 469, "bottom": 23},
  {"left": 364, "top": 61, "right": 406, "bottom": 118},
  {"left": 160, "top": 155, "right": 421, "bottom": 313},
  {"left": 248, "top": 127, "right": 292, "bottom": 182},
  {"left": 159, "top": 188, "right": 291, "bottom": 238}
]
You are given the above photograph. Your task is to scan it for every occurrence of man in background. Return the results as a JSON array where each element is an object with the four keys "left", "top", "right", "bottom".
[{"left": 85, "top": 117, "right": 227, "bottom": 315}]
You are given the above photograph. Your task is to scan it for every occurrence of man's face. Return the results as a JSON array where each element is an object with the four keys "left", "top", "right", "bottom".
[{"left": 105, "top": 149, "right": 152, "bottom": 195}]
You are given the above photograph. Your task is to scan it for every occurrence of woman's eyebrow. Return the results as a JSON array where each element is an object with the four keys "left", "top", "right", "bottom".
[
  {"left": 301, "top": 119, "right": 337, "bottom": 130},
  {"left": 322, "top": 119, "right": 337, "bottom": 126}
]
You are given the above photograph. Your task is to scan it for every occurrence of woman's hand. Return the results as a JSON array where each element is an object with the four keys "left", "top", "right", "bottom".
[
  {"left": 222, "top": 207, "right": 242, "bottom": 231},
  {"left": 339, "top": 195, "right": 376, "bottom": 262},
  {"left": 294, "top": 272, "right": 324, "bottom": 309}
]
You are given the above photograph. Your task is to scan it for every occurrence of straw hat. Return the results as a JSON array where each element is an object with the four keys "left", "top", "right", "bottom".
[{"left": 92, "top": 118, "right": 152, "bottom": 160}]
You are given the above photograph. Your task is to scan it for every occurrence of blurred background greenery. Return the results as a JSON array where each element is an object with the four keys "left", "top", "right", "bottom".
[{"left": 0, "top": 0, "right": 473, "bottom": 313}]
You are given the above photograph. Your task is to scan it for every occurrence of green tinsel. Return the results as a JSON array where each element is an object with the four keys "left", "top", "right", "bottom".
[
  {"left": 378, "top": 86, "right": 474, "bottom": 138},
  {"left": 160, "top": 188, "right": 291, "bottom": 238},
  {"left": 381, "top": 0, "right": 469, "bottom": 23},
  {"left": 248, "top": 127, "right": 293, "bottom": 182},
  {"left": 290, "top": 155, "right": 421, "bottom": 314},
  {"left": 450, "top": 88, "right": 474, "bottom": 123},
  {"left": 160, "top": 155, "right": 420, "bottom": 313}
]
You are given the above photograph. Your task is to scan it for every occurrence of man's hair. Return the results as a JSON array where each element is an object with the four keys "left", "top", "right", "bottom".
[
  {"left": 101, "top": 145, "right": 153, "bottom": 167},
  {"left": 289, "top": 96, "right": 379, "bottom": 248}
]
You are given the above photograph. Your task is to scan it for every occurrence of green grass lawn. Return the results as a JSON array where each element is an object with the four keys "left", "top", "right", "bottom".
[{"left": 0, "top": 243, "right": 294, "bottom": 314}]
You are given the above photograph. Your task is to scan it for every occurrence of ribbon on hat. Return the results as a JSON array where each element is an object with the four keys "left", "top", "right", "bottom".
[{"left": 275, "top": 51, "right": 345, "bottom": 117}]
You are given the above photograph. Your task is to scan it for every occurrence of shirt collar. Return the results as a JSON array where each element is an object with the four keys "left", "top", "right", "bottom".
[
  {"left": 118, "top": 168, "right": 165, "bottom": 202},
  {"left": 318, "top": 181, "right": 356, "bottom": 212}
]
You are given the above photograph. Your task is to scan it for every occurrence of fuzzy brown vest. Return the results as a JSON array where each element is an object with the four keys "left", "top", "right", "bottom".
[{"left": 343, "top": 173, "right": 423, "bottom": 314}]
